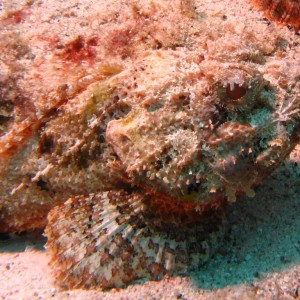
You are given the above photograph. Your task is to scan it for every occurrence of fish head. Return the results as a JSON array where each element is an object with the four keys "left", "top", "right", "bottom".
[{"left": 106, "top": 41, "right": 300, "bottom": 207}]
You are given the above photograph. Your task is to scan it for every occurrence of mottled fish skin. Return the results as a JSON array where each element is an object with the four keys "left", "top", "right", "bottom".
[
  {"left": 0, "top": 0, "right": 300, "bottom": 290},
  {"left": 250, "top": 0, "right": 300, "bottom": 30},
  {"left": 46, "top": 45, "right": 299, "bottom": 288},
  {"left": 46, "top": 191, "right": 226, "bottom": 289}
]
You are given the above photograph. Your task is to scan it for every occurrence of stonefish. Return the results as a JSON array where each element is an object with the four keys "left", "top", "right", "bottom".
[{"left": 0, "top": 0, "right": 299, "bottom": 289}]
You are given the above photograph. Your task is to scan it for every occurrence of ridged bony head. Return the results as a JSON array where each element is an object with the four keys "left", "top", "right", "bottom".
[{"left": 106, "top": 50, "right": 300, "bottom": 206}]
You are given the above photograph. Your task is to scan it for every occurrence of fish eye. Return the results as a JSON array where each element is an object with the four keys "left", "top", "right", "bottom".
[
  {"left": 215, "top": 67, "right": 265, "bottom": 112},
  {"left": 225, "top": 83, "right": 246, "bottom": 100}
]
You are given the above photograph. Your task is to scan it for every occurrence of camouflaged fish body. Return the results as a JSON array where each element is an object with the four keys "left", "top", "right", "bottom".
[
  {"left": 0, "top": 0, "right": 300, "bottom": 289},
  {"left": 46, "top": 48, "right": 300, "bottom": 288}
]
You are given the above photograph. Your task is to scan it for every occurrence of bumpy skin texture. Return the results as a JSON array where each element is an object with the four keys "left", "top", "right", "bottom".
[
  {"left": 1, "top": 0, "right": 300, "bottom": 289},
  {"left": 46, "top": 48, "right": 300, "bottom": 288},
  {"left": 251, "top": 0, "right": 300, "bottom": 30},
  {"left": 46, "top": 191, "right": 226, "bottom": 289}
]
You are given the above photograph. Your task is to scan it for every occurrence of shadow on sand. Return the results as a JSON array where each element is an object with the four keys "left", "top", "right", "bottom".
[
  {"left": 0, "top": 229, "right": 46, "bottom": 252},
  {"left": 191, "top": 159, "right": 300, "bottom": 289}
]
